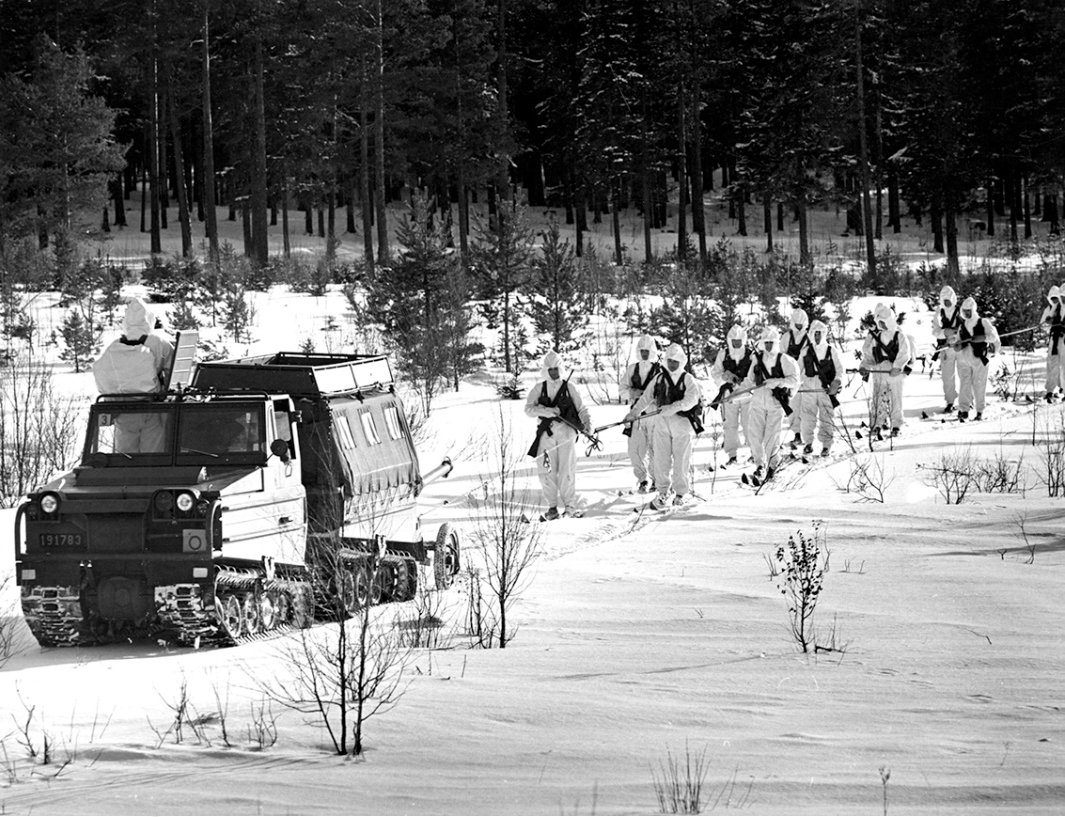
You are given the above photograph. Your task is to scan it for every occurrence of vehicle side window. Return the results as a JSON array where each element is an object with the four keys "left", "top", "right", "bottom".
[
  {"left": 334, "top": 410, "right": 356, "bottom": 450},
  {"left": 359, "top": 410, "right": 382, "bottom": 445},
  {"left": 383, "top": 405, "right": 403, "bottom": 440}
]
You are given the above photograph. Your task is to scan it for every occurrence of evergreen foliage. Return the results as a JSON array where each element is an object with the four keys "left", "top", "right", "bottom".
[{"left": 58, "top": 308, "right": 99, "bottom": 373}]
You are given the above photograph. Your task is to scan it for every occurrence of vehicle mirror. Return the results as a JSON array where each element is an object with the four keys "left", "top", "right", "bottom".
[{"left": 270, "top": 439, "right": 291, "bottom": 463}]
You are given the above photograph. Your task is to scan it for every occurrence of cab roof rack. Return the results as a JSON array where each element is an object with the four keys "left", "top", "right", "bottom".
[{"left": 191, "top": 352, "right": 394, "bottom": 398}]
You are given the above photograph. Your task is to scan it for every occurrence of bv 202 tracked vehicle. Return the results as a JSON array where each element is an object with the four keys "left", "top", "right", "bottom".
[{"left": 13, "top": 351, "right": 459, "bottom": 648}]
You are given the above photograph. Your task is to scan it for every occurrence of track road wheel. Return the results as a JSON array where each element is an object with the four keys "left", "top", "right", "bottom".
[
  {"left": 259, "top": 592, "right": 277, "bottom": 631},
  {"left": 218, "top": 594, "right": 243, "bottom": 641},
  {"left": 242, "top": 595, "right": 261, "bottom": 635},
  {"left": 434, "top": 523, "right": 460, "bottom": 591}
]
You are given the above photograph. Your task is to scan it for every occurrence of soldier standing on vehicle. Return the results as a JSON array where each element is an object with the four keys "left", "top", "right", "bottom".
[
  {"left": 798, "top": 320, "right": 844, "bottom": 457},
  {"left": 92, "top": 298, "right": 175, "bottom": 453},
  {"left": 619, "top": 334, "right": 661, "bottom": 493},
  {"left": 741, "top": 327, "right": 800, "bottom": 485},
  {"left": 860, "top": 303, "right": 910, "bottom": 438},
  {"left": 624, "top": 344, "right": 704, "bottom": 509},
  {"left": 525, "top": 350, "right": 593, "bottom": 520},
  {"left": 709, "top": 324, "right": 752, "bottom": 466},
  {"left": 782, "top": 308, "right": 810, "bottom": 449},
  {"left": 932, "top": 285, "right": 962, "bottom": 412},
  {"left": 955, "top": 297, "right": 1000, "bottom": 421},
  {"left": 1040, "top": 285, "right": 1065, "bottom": 402}
]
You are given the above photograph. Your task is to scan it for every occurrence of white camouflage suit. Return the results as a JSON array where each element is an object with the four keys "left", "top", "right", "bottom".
[
  {"left": 860, "top": 304, "right": 911, "bottom": 432},
  {"left": 619, "top": 334, "right": 661, "bottom": 490},
  {"left": 955, "top": 296, "right": 1000, "bottom": 416},
  {"left": 782, "top": 308, "right": 810, "bottom": 440},
  {"left": 798, "top": 321, "right": 844, "bottom": 454},
  {"left": 92, "top": 298, "right": 175, "bottom": 453},
  {"left": 626, "top": 344, "right": 703, "bottom": 503},
  {"left": 709, "top": 325, "right": 752, "bottom": 460},
  {"left": 931, "top": 285, "right": 962, "bottom": 409},
  {"left": 1040, "top": 286, "right": 1065, "bottom": 398},
  {"left": 741, "top": 327, "right": 800, "bottom": 472},
  {"left": 524, "top": 351, "right": 592, "bottom": 515}
]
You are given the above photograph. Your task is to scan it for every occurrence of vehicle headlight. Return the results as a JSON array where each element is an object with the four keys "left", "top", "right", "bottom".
[
  {"left": 176, "top": 492, "right": 195, "bottom": 513},
  {"left": 154, "top": 492, "right": 174, "bottom": 513},
  {"left": 40, "top": 493, "right": 60, "bottom": 514}
]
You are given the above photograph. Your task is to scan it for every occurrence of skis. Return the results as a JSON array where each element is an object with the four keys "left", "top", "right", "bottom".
[{"left": 520, "top": 508, "right": 586, "bottom": 524}]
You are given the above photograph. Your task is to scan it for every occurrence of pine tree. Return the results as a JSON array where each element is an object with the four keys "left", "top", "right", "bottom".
[
  {"left": 529, "top": 217, "right": 588, "bottom": 354},
  {"left": 58, "top": 308, "right": 100, "bottom": 373}
]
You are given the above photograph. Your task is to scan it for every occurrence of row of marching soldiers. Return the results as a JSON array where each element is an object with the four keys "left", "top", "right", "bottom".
[{"left": 525, "top": 293, "right": 1014, "bottom": 517}]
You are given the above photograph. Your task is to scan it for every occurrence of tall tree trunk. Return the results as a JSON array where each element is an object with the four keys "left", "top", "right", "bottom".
[
  {"left": 1023, "top": 174, "right": 1032, "bottom": 239},
  {"left": 495, "top": 0, "right": 510, "bottom": 205},
  {"left": 165, "top": 70, "right": 192, "bottom": 257},
  {"left": 147, "top": 1, "right": 162, "bottom": 254},
  {"left": 373, "top": 0, "right": 388, "bottom": 263},
  {"left": 281, "top": 174, "right": 290, "bottom": 257},
  {"left": 359, "top": 60, "right": 374, "bottom": 275},
  {"left": 201, "top": 0, "right": 219, "bottom": 265},
  {"left": 764, "top": 194, "right": 773, "bottom": 253},
  {"left": 736, "top": 178, "right": 747, "bottom": 237},
  {"left": 457, "top": 172, "right": 470, "bottom": 269},
  {"left": 887, "top": 164, "right": 900, "bottom": 233},
  {"left": 797, "top": 197, "right": 809, "bottom": 265},
  {"left": 612, "top": 176, "right": 623, "bottom": 267},
  {"left": 157, "top": 91, "right": 169, "bottom": 228},
  {"left": 111, "top": 174, "right": 126, "bottom": 227},
  {"left": 676, "top": 79, "right": 687, "bottom": 260},
  {"left": 985, "top": 173, "right": 995, "bottom": 237},
  {"left": 689, "top": 79, "right": 706, "bottom": 265},
  {"left": 945, "top": 193, "right": 960, "bottom": 276},
  {"left": 1008, "top": 161, "right": 1020, "bottom": 249},
  {"left": 931, "top": 196, "right": 944, "bottom": 253},
  {"left": 250, "top": 31, "right": 269, "bottom": 266},
  {"left": 854, "top": 2, "right": 876, "bottom": 281}
]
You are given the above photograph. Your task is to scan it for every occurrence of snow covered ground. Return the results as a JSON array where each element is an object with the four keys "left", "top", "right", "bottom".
[{"left": 1, "top": 287, "right": 1063, "bottom": 815}]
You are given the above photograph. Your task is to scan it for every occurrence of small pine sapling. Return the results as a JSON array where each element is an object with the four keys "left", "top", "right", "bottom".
[{"left": 774, "top": 521, "right": 828, "bottom": 653}]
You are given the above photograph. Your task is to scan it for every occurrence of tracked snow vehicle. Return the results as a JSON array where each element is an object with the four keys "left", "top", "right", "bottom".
[{"left": 13, "top": 350, "right": 459, "bottom": 648}]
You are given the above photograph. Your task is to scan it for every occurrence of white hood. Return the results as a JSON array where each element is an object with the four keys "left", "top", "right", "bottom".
[
  {"left": 1048, "top": 286, "right": 1061, "bottom": 306},
  {"left": 664, "top": 343, "right": 687, "bottom": 370},
  {"left": 874, "top": 304, "right": 898, "bottom": 335},
  {"left": 123, "top": 297, "right": 155, "bottom": 339},
  {"left": 809, "top": 320, "right": 829, "bottom": 357},
  {"left": 758, "top": 326, "right": 780, "bottom": 360},
  {"left": 541, "top": 350, "right": 564, "bottom": 382},
  {"left": 789, "top": 308, "right": 808, "bottom": 335},
  {"left": 940, "top": 286, "right": 957, "bottom": 310},
  {"left": 635, "top": 334, "right": 658, "bottom": 361},
  {"left": 961, "top": 297, "right": 980, "bottom": 332},
  {"left": 726, "top": 325, "right": 747, "bottom": 360}
]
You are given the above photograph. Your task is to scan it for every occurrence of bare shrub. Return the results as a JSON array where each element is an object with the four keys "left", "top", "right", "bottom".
[
  {"left": 0, "top": 575, "right": 25, "bottom": 668},
  {"left": 467, "top": 408, "right": 544, "bottom": 649},
  {"left": 975, "top": 450, "right": 1026, "bottom": 494},
  {"left": 259, "top": 551, "right": 412, "bottom": 756},
  {"left": 247, "top": 698, "right": 279, "bottom": 750},
  {"left": 651, "top": 742, "right": 710, "bottom": 815},
  {"left": 1036, "top": 436, "right": 1065, "bottom": 497},
  {"left": 149, "top": 675, "right": 213, "bottom": 747},
  {"left": 399, "top": 583, "right": 452, "bottom": 650},
  {"left": 835, "top": 454, "right": 893, "bottom": 503},
  {"left": 774, "top": 522, "right": 830, "bottom": 654},
  {"left": 919, "top": 448, "right": 978, "bottom": 504},
  {"left": 1013, "top": 513, "right": 1037, "bottom": 565},
  {"left": 0, "top": 349, "right": 83, "bottom": 507}
]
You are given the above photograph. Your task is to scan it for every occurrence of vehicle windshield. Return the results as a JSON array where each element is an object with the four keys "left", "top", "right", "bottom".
[{"left": 84, "top": 402, "right": 266, "bottom": 465}]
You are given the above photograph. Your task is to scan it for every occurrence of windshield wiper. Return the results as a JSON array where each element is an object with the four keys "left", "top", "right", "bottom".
[{"left": 184, "top": 448, "right": 219, "bottom": 458}]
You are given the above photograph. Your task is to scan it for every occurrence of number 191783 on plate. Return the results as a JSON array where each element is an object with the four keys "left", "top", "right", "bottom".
[{"left": 39, "top": 533, "right": 83, "bottom": 547}]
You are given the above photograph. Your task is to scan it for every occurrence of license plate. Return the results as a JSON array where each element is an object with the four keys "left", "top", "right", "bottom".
[{"left": 38, "top": 533, "right": 84, "bottom": 547}]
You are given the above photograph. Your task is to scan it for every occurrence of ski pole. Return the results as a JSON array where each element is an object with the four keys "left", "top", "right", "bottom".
[{"left": 594, "top": 408, "right": 662, "bottom": 434}]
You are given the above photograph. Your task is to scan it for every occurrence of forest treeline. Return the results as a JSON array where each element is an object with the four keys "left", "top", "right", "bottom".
[{"left": 1, "top": 0, "right": 1063, "bottom": 283}]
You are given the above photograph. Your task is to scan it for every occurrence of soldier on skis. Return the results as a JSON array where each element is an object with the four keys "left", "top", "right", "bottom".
[
  {"left": 525, "top": 350, "right": 593, "bottom": 521},
  {"left": 624, "top": 343, "right": 704, "bottom": 510},
  {"left": 955, "top": 296, "right": 1000, "bottom": 421},
  {"left": 741, "top": 327, "right": 800, "bottom": 485},
  {"left": 709, "top": 324, "right": 752, "bottom": 467},
  {"left": 798, "top": 320, "right": 844, "bottom": 457},
  {"left": 619, "top": 334, "right": 661, "bottom": 493},
  {"left": 931, "top": 285, "right": 962, "bottom": 413},
  {"left": 1040, "top": 285, "right": 1065, "bottom": 402},
  {"left": 860, "top": 303, "right": 911, "bottom": 438},
  {"left": 782, "top": 308, "right": 810, "bottom": 449}
]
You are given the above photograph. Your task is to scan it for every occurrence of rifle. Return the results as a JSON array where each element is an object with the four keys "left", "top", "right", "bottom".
[
  {"left": 796, "top": 387, "right": 841, "bottom": 409},
  {"left": 594, "top": 408, "right": 662, "bottom": 435}
]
